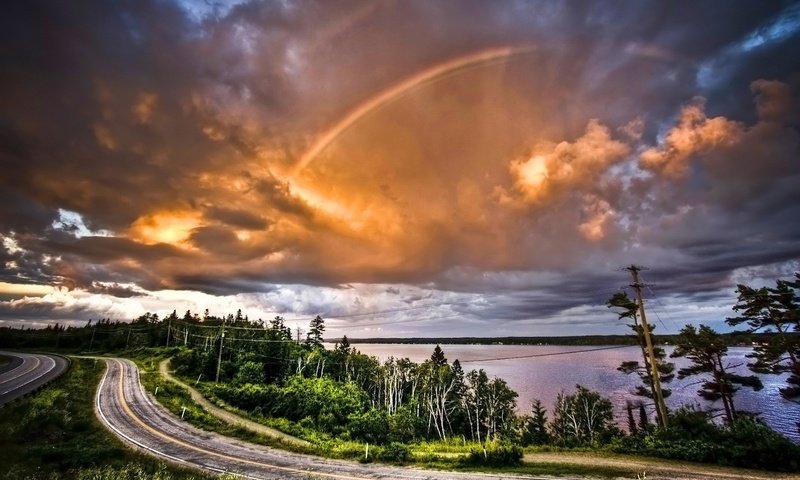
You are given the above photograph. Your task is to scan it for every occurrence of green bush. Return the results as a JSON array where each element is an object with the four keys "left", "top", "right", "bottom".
[
  {"left": 379, "top": 442, "right": 413, "bottom": 464},
  {"left": 460, "top": 441, "right": 523, "bottom": 467},
  {"left": 612, "top": 409, "right": 800, "bottom": 472},
  {"left": 349, "top": 408, "right": 389, "bottom": 444}
]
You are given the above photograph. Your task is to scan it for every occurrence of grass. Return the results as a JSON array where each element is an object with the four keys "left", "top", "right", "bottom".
[
  {"left": 0, "top": 354, "right": 10, "bottom": 368},
  {"left": 123, "top": 349, "right": 640, "bottom": 477},
  {"left": 0, "top": 356, "right": 216, "bottom": 480}
]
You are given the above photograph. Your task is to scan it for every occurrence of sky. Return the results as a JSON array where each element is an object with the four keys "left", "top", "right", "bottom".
[{"left": 1, "top": 0, "right": 799, "bottom": 338}]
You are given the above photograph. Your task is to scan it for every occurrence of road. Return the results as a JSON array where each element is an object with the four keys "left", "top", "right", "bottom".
[
  {"left": 96, "top": 358, "right": 800, "bottom": 480},
  {"left": 0, "top": 351, "right": 70, "bottom": 406},
  {"left": 96, "top": 358, "right": 591, "bottom": 480}
]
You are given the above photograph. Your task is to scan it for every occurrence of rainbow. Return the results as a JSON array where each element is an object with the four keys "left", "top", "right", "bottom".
[{"left": 291, "top": 45, "right": 537, "bottom": 175}]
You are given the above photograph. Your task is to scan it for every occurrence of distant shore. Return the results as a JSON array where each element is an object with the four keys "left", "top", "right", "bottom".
[{"left": 332, "top": 332, "right": 781, "bottom": 346}]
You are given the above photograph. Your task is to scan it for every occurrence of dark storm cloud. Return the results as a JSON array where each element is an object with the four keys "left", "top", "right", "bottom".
[
  {"left": 1, "top": 0, "right": 798, "bottom": 331},
  {"left": 204, "top": 206, "right": 270, "bottom": 230}
]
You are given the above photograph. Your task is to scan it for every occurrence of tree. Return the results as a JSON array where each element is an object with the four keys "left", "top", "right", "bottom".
[
  {"left": 550, "top": 385, "right": 616, "bottom": 446},
  {"left": 462, "top": 369, "right": 518, "bottom": 442},
  {"left": 671, "top": 324, "right": 763, "bottom": 424},
  {"left": 608, "top": 291, "right": 674, "bottom": 427},
  {"left": 431, "top": 344, "right": 447, "bottom": 366},
  {"left": 268, "top": 316, "right": 292, "bottom": 341},
  {"left": 305, "top": 315, "right": 325, "bottom": 349},
  {"left": 233, "top": 360, "right": 264, "bottom": 385},
  {"left": 727, "top": 274, "right": 800, "bottom": 400},
  {"left": 625, "top": 401, "right": 638, "bottom": 435},
  {"left": 336, "top": 335, "right": 351, "bottom": 355},
  {"left": 523, "top": 399, "right": 550, "bottom": 445},
  {"left": 419, "top": 352, "right": 458, "bottom": 440}
]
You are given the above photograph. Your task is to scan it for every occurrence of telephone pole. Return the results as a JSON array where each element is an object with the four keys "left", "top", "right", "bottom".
[
  {"left": 625, "top": 265, "right": 669, "bottom": 428},
  {"left": 215, "top": 322, "right": 225, "bottom": 382}
]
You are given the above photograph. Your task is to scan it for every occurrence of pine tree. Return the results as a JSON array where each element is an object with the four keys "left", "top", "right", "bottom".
[
  {"left": 335, "top": 335, "right": 351, "bottom": 355},
  {"left": 727, "top": 274, "right": 800, "bottom": 399},
  {"left": 626, "top": 402, "right": 638, "bottom": 435},
  {"left": 608, "top": 291, "right": 674, "bottom": 422},
  {"left": 526, "top": 399, "right": 550, "bottom": 444},
  {"left": 672, "top": 324, "right": 763, "bottom": 423},
  {"left": 431, "top": 344, "right": 447, "bottom": 366},
  {"left": 305, "top": 315, "right": 325, "bottom": 349}
]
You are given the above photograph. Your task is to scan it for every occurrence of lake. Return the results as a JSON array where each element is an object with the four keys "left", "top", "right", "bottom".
[{"left": 337, "top": 343, "right": 800, "bottom": 442}]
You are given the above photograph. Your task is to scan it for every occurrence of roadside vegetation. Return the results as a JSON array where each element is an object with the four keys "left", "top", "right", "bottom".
[
  {"left": 1, "top": 272, "right": 798, "bottom": 476},
  {"left": 0, "top": 357, "right": 217, "bottom": 480}
]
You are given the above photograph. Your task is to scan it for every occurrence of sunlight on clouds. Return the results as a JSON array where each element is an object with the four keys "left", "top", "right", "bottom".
[
  {"left": 2, "top": 234, "right": 24, "bottom": 255},
  {"left": 132, "top": 92, "right": 158, "bottom": 124},
  {"left": 511, "top": 154, "right": 549, "bottom": 201},
  {"left": 52, "top": 209, "right": 112, "bottom": 238},
  {"left": 0, "top": 282, "right": 55, "bottom": 297},
  {"left": 506, "top": 119, "right": 630, "bottom": 205},
  {"left": 640, "top": 98, "right": 743, "bottom": 179},
  {"left": 131, "top": 210, "right": 202, "bottom": 246},
  {"left": 578, "top": 198, "right": 615, "bottom": 241}
]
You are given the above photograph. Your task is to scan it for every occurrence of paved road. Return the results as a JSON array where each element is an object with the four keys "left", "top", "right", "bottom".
[
  {"left": 0, "top": 351, "right": 70, "bottom": 406},
  {"left": 97, "top": 358, "right": 797, "bottom": 480},
  {"left": 96, "top": 358, "right": 587, "bottom": 480}
]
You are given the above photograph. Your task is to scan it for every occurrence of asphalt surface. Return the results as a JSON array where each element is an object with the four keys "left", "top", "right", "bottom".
[
  {"left": 0, "top": 351, "right": 70, "bottom": 406},
  {"left": 96, "top": 357, "right": 587, "bottom": 480},
  {"left": 97, "top": 358, "right": 795, "bottom": 480}
]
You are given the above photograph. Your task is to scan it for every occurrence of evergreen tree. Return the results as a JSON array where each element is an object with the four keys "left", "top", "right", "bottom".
[
  {"left": 638, "top": 402, "right": 650, "bottom": 432},
  {"left": 269, "top": 315, "right": 292, "bottom": 340},
  {"left": 305, "top": 315, "right": 325, "bottom": 349},
  {"left": 336, "top": 335, "right": 351, "bottom": 355},
  {"left": 525, "top": 399, "right": 550, "bottom": 445},
  {"left": 727, "top": 274, "right": 800, "bottom": 399},
  {"left": 431, "top": 344, "right": 447, "bottom": 366},
  {"left": 608, "top": 291, "right": 674, "bottom": 426},
  {"left": 672, "top": 324, "right": 763, "bottom": 423},
  {"left": 626, "top": 402, "right": 638, "bottom": 435}
]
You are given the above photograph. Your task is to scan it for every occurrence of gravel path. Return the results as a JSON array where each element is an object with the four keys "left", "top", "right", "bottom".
[
  {"left": 158, "top": 359, "right": 311, "bottom": 447},
  {"left": 95, "top": 357, "right": 799, "bottom": 480},
  {"left": 524, "top": 452, "right": 800, "bottom": 480}
]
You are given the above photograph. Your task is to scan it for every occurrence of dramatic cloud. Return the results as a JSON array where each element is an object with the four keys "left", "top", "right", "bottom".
[{"left": 1, "top": 1, "right": 798, "bottom": 335}]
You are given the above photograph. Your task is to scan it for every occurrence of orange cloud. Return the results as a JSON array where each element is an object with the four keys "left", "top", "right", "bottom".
[
  {"left": 639, "top": 98, "right": 744, "bottom": 179},
  {"left": 131, "top": 210, "right": 203, "bottom": 246},
  {"left": 506, "top": 119, "right": 630, "bottom": 205}
]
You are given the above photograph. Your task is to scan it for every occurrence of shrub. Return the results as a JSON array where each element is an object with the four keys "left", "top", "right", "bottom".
[
  {"left": 379, "top": 442, "right": 413, "bottom": 464},
  {"left": 460, "top": 441, "right": 523, "bottom": 467},
  {"left": 349, "top": 408, "right": 389, "bottom": 444},
  {"left": 612, "top": 409, "right": 800, "bottom": 472}
]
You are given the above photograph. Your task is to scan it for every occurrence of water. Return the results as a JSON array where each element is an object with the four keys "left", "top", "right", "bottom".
[{"left": 341, "top": 343, "right": 800, "bottom": 442}]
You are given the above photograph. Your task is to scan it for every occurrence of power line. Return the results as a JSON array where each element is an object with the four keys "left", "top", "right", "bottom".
[{"left": 458, "top": 344, "right": 632, "bottom": 363}]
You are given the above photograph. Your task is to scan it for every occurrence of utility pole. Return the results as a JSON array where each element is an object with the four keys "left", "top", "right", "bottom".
[
  {"left": 166, "top": 315, "right": 172, "bottom": 347},
  {"left": 626, "top": 265, "right": 669, "bottom": 428},
  {"left": 89, "top": 324, "right": 96, "bottom": 350},
  {"left": 126, "top": 325, "right": 132, "bottom": 349},
  {"left": 215, "top": 322, "right": 225, "bottom": 382}
]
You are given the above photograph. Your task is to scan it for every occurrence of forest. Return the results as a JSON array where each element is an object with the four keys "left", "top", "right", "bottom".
[{"left": 2, "top": 274, "right": 799, "bottom": 472}]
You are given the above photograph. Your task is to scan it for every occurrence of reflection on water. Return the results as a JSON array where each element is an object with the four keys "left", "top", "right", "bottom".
[{"left": 341, "top": 343, "right": 800, "bottom": 442}]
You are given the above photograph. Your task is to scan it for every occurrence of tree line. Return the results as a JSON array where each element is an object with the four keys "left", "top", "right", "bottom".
[{"left": 1, "top": 272, "right": 798, "bottom": 471}]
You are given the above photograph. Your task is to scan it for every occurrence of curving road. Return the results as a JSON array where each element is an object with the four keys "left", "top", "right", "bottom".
[
  {"left": 0, "top": 351, "right": 70, "bottom": 406},
  {"left": 97, "top": 358, "right": 794, "bottom": 480},
  {"left": 96, "top": 358, "right": 584, "bottom": 480}
]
